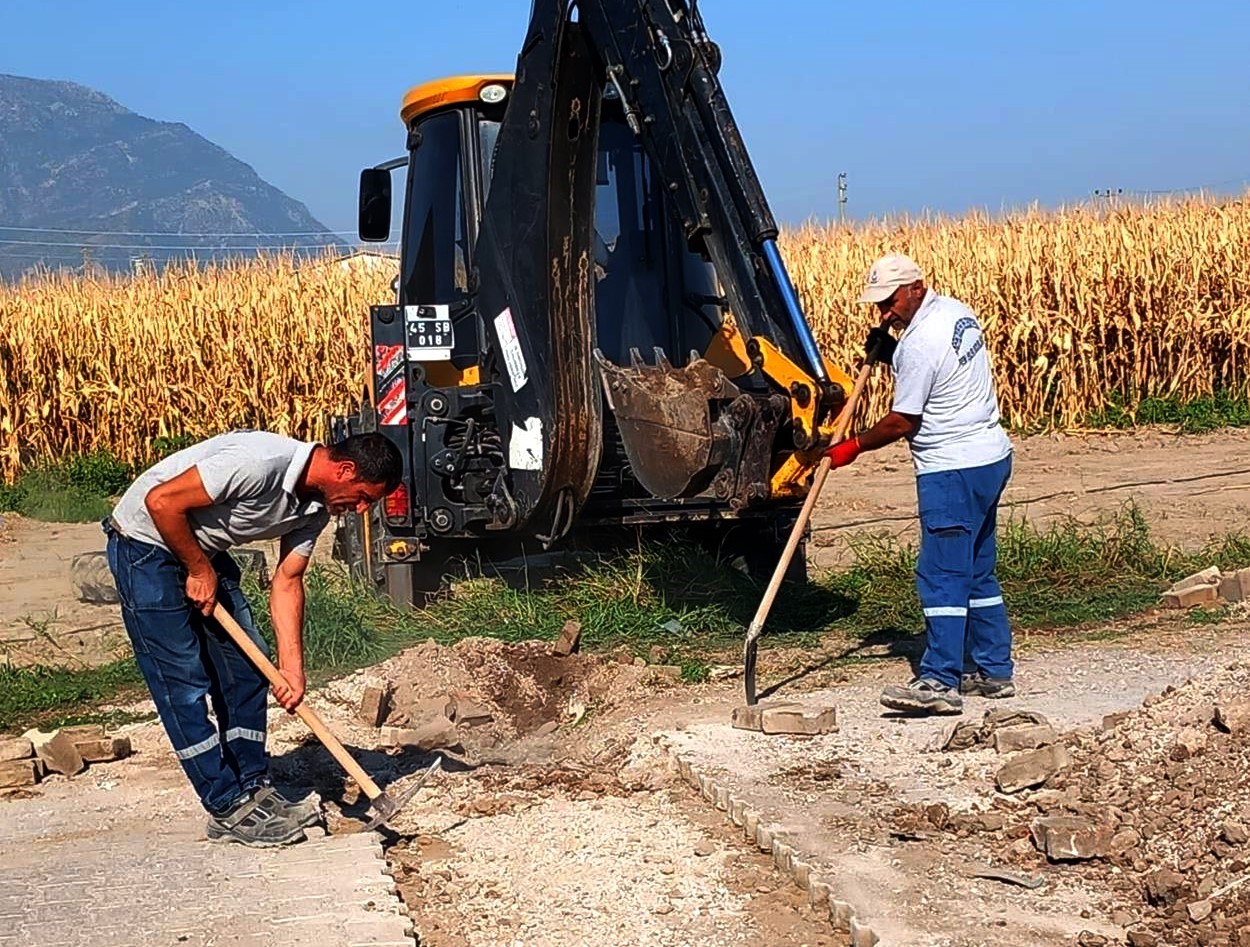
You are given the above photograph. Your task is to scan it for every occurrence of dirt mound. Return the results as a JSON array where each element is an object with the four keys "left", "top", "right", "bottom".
[
  {"left": 994, "top": 662, "right": 1250, "bottom": 945},
  {"left": 377, "top": 636, "right": 645, "bottom": 745}
]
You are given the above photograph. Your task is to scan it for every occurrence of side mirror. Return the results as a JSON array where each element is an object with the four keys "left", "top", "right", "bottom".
[{"left": 358, "top": 168, "right": 392, "bottom": 242}]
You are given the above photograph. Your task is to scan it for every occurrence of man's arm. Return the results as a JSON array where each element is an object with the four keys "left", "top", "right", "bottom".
[
  {"left": 268, "top": 539, "right": 311, "bottom": 712},
  {"left": 144, "top": 467, "right": 218, "bottom": 615}
]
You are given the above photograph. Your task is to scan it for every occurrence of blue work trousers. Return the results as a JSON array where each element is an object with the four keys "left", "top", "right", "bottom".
[
  {"left": 103, "top": 519, "right": 270, "bottom": 814},
  {"left": 914, "top": 455, "right": 1014, "bottom": 688}
]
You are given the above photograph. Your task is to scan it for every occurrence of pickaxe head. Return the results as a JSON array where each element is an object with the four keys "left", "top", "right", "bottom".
[{"left": 361, "top": 757, "right": 442, "bottom": 832}]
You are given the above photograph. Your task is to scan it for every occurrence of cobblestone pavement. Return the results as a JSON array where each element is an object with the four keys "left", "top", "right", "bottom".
[
  {"left": 0, "top": 743, "right": 414, "bottom": 947},
  {"left": 662, "top": 627, "right": 1250, "bottom": 947}
]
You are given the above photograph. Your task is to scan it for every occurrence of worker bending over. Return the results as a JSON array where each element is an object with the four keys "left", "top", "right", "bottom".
[
  {"left": 104, "top": 431, "right": 401, "bottom": 845},
  {"left": 829, "top": 254, "right": 1015, "bottom": 716}
]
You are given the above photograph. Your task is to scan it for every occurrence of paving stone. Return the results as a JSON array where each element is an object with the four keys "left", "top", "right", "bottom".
[
  {"left": 378, "top": 718, "right": 459, "bottom": 751},
  {"left": 761, "top": 704, "right": 836, "bottom": 736},
  {"left": 1030, "top": 815, "right": 1111, "bottom": 861},
  {"left": 730, "top": 704, "right": 766, "bottom": 731},
  {"left": 58, "top": 724, "right": 105, "bottom": 744},
  {"left": 449, "top": 695, "right": 493, "bottom": 726},
  {"left": 1162, "top": 585, "right": 1219, "bottom": 608},
  {"left": 993, "top": 723, "right": 1059, "bottom": 753},
  {"left": 358, "top": 681, "right": 394, "bottom": 727},
  {"left": 1219, "top": 572, "right": 1243, "bottom": 602},
  {"left": 22, "top": 729, "right": 84, "bottom": 776},
  {"left": 552, "top": 619, "right": 582, "bottom": 656},
  {"left": 995, "top": 743, "right": 1068, "bottom": 793},
  {"left": 850, "top": 916, "right": 879, "bottom": 947},
  {"left": 74, "top": 736, "right": 132, "bottom": 763},
  {"left": 0, "top": 738, "right": 33, "bottom": 762},
  {"left": 0, "top": 759, "right": 41, "bottom": 788},
  {"left": 1170, "top": 566, "right": 1222, "bottom": 593}
]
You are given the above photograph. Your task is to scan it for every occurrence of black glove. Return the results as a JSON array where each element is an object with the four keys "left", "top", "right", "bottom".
[{"left": 865, "top": 326, "right": 897, "bottom": 365}]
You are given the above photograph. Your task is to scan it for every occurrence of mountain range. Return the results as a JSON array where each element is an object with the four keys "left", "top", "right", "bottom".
[{"left": 0, "top": 73, "right": 344, "bottom": 280}]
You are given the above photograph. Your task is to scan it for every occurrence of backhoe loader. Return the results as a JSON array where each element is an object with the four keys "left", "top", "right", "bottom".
[{"left": 331, "top": 0, "right": 854, "bottom": 604}]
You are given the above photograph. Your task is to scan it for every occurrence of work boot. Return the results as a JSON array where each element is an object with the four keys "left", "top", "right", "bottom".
[
  {"left": 206, "top": 788, "right": 307, "bottom": 847},
  {"left": 880, "top": 678, "right": 963, "bottom": 716},
  {"left": 253, "top": 785, "right": 323, "bottom": 828},
  {"left": 959, "top": 671, "right": 1016, "bottom": 699}
]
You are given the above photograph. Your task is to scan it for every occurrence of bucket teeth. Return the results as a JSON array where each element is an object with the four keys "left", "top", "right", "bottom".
[
  {"left": 652, "top": 347, "right": 672, "bottom": 371},
  {"left": 629, "top": 346, "right": 644, "bottom": 370}
]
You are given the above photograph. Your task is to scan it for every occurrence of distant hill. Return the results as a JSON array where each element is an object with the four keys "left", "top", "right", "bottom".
[{"left": 0, "top": 73, "right": 344, "bottom": 279}]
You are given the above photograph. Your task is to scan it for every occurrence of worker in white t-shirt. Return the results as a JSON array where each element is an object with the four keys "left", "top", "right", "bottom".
[{"left": 827, "top": 254, "right": 1015, "bottom": 716}]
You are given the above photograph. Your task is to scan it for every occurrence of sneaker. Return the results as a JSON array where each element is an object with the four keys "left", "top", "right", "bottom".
[
  {"left": 206, "top": 789, "right": 308, "bottom": 847},
  {"left": 960, "top": 672, "right": 1016, "bottom": 699},
  {"left": 254, "top": 785, "right": 323, "bottom": 828},
  {"left": 880, "top": 678, "right": 963, "bottom": 715}
]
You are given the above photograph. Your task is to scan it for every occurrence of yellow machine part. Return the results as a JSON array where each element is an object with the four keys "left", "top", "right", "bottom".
[
  {"left": 701, "top": 316, "right": 855, "bottom": 500},
  {"left": 401, "top": 75, "right": 514, "bottom": 124}
]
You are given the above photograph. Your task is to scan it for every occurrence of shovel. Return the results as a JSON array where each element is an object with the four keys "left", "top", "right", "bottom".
[
  {"left": 212, "top": 603, "right": 440, "bottom": 831},
  {"left": 742, "top": 344, "right": 883, "bottom": 704}
]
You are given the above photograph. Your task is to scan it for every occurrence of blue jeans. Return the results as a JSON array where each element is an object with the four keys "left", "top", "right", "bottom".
[
  {"left": 103, "top": 519, "right": 270, "bottom": 814},
  {"left": 914, "top": 455, "right": 1014, "bottom": 689}
]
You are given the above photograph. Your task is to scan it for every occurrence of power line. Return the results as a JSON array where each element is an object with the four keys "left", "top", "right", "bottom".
[
  {"left": 0, "top": 225, "right": 363, "bottom": 237},
  {"left": 0, "top": 237, "right": 395, "bottom": 250}
]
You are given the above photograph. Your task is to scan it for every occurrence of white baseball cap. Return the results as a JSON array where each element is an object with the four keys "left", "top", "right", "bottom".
[{"left": 858, "top": 253, "right": 924, "bottom": 303}]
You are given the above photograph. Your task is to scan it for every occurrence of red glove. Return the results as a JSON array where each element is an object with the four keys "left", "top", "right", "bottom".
[{"left": 826, "top": 436, "right": 862, "bottom": 469}]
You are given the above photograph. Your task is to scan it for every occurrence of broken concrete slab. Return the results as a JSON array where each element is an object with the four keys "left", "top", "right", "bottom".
[
  {"left": 0, "top": 758, "right": 41, "bottom": 788},
  {"left": 1030, "top": 816, "right": 1111, "bottom": 861},
  {"left": 58, "top": 724, "right": 105, "bottom": 744},
  {"left": 552, "top": 619, "right": 582, "bottom": 657},
  {"left": 0, "top": 737, "right": 34, "bottom": 762},
  {"left": 449, "top": 695, "right": 493, "bottom": 726},
  {"left": 761, "top": 704, "right": 837, "bottom": 736},
  {"left": 23, "top": 728, "right": 85, "bottom": 776},
  {"left": 993, "top": 723, "right": 1059, "bottom": 753},
  {"left": 74, "top": 736, "right": 132, "bottom": 763},
  {"left": 357, "top": 680, "right": 393, "bottom": 727},
  {"left": 70, "top": 551, "right": 118, "bottom": 605},
  {"left": 941, "top": 720, "right": 984, "bottom": 751},
  {"left": 1162, "top": 584, "right": 1219, "bottom": 609},
  {"left": 379, "top": 717, "right": 460, "bottom": 752},
  {"left": 995, "top": 744, "right": 1068, "bottom": 793},
  {"left": 1170, "top": 566, "right": 1221, "bottom": 593},
  {"left": 1219, "top": 572, "right": 1244, "bottom": 602}
]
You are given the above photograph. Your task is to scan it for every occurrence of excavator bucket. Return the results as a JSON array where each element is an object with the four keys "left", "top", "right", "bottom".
[{"left": 594, "top": 346, "right": 744, "bottom": 500}]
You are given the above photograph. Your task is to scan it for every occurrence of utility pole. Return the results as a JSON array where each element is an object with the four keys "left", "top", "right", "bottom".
[{"left": 837, "top": 172, "right": 848, "bottom": 226}]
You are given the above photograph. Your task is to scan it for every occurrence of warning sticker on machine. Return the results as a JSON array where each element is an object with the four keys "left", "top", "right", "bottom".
[
  {"left": 377, "top": 376, "right": 408, "bottom": 426},
  {"left": 509, "top": 416, "right": 543, "bottom": 471},
  {"left": 494, "top": 307, "right": 528, "bottom": 392}
]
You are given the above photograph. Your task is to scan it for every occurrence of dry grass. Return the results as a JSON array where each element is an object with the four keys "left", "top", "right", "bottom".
[
  {"left": 790, "top": 196, "right": 1250, "bottom": 430},
  {"left": 0, "top": 253, "right": 391, "bottom": 479},
  {"left": 3, "top": 196, "right": 1250, "bottom": 480}
]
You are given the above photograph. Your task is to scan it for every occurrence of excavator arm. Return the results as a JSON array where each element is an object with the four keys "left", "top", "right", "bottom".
[{"left": 472, "top": 0, "right": 847, "bottom": 541}]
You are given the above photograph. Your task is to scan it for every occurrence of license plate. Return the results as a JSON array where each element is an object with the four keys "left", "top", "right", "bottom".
[{"left": 404, "top": 304, "right": 453, "bottom": 361}]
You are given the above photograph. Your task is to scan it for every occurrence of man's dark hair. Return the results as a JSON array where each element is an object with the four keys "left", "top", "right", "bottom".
[{"left": 328, "top": 433, "right": 403, "bottom": 492}]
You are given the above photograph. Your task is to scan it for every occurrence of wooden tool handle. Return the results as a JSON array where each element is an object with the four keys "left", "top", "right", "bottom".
[
  {"left": 212, "top": 603, "right": 383, "bottom": 801},
  {"left": 746, "top": 358, "right": 876, "bottom": 639}
]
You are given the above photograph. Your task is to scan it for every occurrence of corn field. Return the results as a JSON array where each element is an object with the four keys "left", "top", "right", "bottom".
[{"left": 2, "top": 197, "right": 1249, "bottom": 481}]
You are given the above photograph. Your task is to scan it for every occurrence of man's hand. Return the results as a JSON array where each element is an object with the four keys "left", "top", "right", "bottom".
[
  {"left": 272, "top": 666, "right": 306, "bottom": 713},
  {"left": 186, "top": 565, "right": 218, "bottom": 616},
  {"left": 826, "top": 436, "right": 862, "bottom": 469},
  {"left": 865, "top": 325, "right": 897, "bottom": 365}
]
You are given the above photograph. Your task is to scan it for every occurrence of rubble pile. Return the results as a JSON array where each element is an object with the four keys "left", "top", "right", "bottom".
[{"left": 1004, "top": 663, "right": 1250, "bottom": 945}]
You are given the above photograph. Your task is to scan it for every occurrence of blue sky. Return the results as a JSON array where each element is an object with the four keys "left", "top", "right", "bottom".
[{"left": 4, "top": 0, "right": 1249, "bottom": 236}]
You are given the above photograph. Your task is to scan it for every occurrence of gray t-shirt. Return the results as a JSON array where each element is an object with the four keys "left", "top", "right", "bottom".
[{"left": 112, "top": 431, "right": 330, "bottom": 558}]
